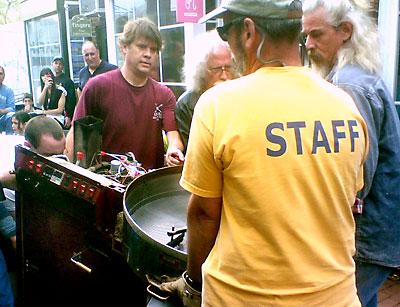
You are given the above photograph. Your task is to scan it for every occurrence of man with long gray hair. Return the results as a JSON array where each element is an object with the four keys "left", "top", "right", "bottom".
[
  {"left": 303, "top": 1, "right": 400, "bottom": 306},
  {"left": 176, "top": 30, "right": 238, "bottom": 151}
]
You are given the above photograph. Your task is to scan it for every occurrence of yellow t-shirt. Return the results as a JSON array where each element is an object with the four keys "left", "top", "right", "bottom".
[{"left": 180, "top": 67, "right": 368, "bottom": 306}]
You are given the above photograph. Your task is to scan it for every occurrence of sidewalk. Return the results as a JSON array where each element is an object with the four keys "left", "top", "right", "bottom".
[{"left": 378, "top": 277, "right": 400, "bottom": 306}]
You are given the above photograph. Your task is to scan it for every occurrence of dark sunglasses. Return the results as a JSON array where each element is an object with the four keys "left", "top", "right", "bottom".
[{"left": 216, "top": 17, "right": 244, "bottom": 41}]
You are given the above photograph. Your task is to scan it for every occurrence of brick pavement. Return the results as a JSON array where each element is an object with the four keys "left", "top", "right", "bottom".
[{"left": 378, "top": 277, "right": 400, "bottom": 307}]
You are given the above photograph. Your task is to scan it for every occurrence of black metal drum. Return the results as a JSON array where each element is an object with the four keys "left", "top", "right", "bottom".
[{"left": 123, "top": 166, "right": 190, "bottom": 281}]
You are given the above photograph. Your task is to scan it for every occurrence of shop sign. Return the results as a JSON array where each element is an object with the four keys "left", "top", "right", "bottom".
[
  {"left": 71, "top": 15, "right": 92, "bottom": 37},
  {"left": 176, "top": 0, "right": 205, "bottom": 23}
]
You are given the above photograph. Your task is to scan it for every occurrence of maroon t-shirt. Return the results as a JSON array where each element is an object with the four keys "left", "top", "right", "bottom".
[{"left": 73, "top": 69, "right": 177, "bottom": 170}]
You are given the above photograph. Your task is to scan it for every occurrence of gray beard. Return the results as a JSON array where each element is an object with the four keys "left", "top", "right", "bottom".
[
  {"left": 308, "top": 51, "right": 333, "bottom": 79},
  {"left": 310, "top": 61, "right": 332, "bottom": 79},
  {"left": 235, "top": 46, "right": 248, "bottom": 75}
]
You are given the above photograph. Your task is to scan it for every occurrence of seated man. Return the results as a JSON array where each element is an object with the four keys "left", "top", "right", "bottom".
[
  {"left": 22, "top": 93, "right": 35, "bottom": 113},
  {"left": 0, "top": 66, "right": 15, "bottom": 134}
]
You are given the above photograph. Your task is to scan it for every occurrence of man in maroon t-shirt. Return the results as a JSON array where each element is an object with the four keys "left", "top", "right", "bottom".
[{"left": 66, "top": 18, "right": 184, "bottom": 170}]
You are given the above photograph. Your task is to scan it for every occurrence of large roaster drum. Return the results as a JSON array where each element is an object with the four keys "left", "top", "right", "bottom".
[{"left": 123, "top": 166, "right": 190, "bottom": 281}]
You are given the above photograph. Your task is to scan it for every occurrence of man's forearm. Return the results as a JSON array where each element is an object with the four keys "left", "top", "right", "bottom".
[
  {"left": 0, "top": 172, "right": 16, "bottom": 190},
  {"left": 166, "top": 130, "right": 184, "bottom": 151},
  {"left": 186, "top": 195, "right": 222, "bottom": 282}
]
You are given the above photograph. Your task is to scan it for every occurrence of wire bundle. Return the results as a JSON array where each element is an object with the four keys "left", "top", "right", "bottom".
[{"left": 88, "top": 151, "right": 147, "bottom": 185}]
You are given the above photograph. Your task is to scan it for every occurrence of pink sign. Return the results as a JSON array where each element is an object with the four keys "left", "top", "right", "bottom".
[{"left": 176, "top": 0, "right": 205, "bottom": 23}]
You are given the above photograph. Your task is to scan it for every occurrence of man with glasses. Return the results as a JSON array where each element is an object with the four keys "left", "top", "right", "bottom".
[
  {"left": 159, "top": 0, "right": 369, "bottom": 306},
  {"left": 176, "top": 30, "right": 238, "bottom": 151},
  {"left": 0, "top": 66, "right": 15, "bottom": 134},
  {"left": 77, "top": 40, "right": 117, "bottom": 96}
]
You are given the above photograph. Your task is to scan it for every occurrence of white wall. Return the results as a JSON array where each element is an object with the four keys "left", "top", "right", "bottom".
[
  {"left": 0, "top": 22, "right": 29, "bottom": 98},
  {"left": 378, "top": 0, "right": 399, "bottom": 99},
  {"left": 19, "top": 0, "right": 57, "bottom": 21}
]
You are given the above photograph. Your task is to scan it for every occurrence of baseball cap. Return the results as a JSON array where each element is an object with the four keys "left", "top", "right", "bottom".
[
  {"left": 52, "top": 56, "right": 64, "bottom": 64},
  {"left": 199, "top": 0, "right": 303, "bottom": 23}
]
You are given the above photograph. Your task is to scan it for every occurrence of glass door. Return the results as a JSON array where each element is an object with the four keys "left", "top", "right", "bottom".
[
  {"left": 65, "top": 1, "right": 86, "bottom": 84},
  {"left": 25, "top": 13, "right": 61, "bottom": 102}
]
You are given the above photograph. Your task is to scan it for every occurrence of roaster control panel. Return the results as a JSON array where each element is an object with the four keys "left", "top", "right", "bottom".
[
  {"left": 14, "top": 145, "right": 126, "bottom": 206},
  {"left": 22, "top": 157, "right": 101, "bottom": 203}
]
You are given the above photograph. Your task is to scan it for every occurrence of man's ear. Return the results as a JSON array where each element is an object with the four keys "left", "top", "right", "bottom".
[
  {"left": 242, "top": 18, "right": 258, "bottom": 50},
  {"left": 120, "top": 43, "right": 129, "bottom": 56},
  {"left": 338, "top": 21, "right": 353, "bottom": 43}
]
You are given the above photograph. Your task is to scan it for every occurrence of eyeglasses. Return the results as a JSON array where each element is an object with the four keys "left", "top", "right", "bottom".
[
  {"left": 216, "top": 17, "right": 244, "bottom": 41},
  {"left": 208, "top": 65, "right": 235, "bottom": 75},
  {"left": 83, "top": 52, "right": 96, "bottom": 57}
]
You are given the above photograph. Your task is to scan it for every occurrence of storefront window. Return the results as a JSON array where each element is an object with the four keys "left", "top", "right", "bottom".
[
  {"left": 159, "top": 0, "right": 177, "bottom": 26},
  {"left": 113, "top": 0, "right": 158, "bottom": 67},
  {"left": 113, "top": 0, "right": 157, "bottom": 34},
  {"left": 25, "top": 13, "right": 61, "bottom": 102},
  {"left": 65, "top": 3, "right": 86, "bottom": 83},
  {"left": 160, "top": 26, "right": 184, "bottom": 83},
  {"left": 113, "top": 0, "right": 135, "bottom": 34}
]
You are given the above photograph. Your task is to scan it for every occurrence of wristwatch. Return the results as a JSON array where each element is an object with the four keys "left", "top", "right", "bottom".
[{"left": 183, "top": 271, "right": 202, "bottom": 292}]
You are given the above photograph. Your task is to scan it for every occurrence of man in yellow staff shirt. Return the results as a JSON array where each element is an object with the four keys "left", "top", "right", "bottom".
[{"left": 161, "top": 0, "right": 369, "bottom": 306}]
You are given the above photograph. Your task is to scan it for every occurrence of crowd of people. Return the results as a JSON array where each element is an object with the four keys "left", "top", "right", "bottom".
[
  {"left": 0, "top": 33, "right": 121, "bottom": 306},
  {"left": 1, "top": 0, "right": 400, "bottom": 306},
  {"left": 0, "top": 39, "right": 118, "bottom": 137}
]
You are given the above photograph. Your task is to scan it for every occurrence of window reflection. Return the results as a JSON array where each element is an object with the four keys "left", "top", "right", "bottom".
[
  {"left": 160, "top": 27, "right": 184, "bottom": 83},
  {"left": 159, "top": 0, "right": 178, "bottom": 26},
  {"left": 113, "top": 0, "right": 157, "bottom": 33}
]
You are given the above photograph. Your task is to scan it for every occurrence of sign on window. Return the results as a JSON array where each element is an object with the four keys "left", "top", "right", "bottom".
[
  {"left": 71, "top": 15, "right": 92, "bottom": 37},
  {"left": 176, "top": 0, "right": 205, "bottom": 23}
]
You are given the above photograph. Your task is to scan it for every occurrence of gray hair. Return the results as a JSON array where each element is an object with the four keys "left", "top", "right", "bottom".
[
  {"left": 303, "top": 0, "right": 380, "bottom": 73},
  {"left": 183, "top": 30, "right": 233, "bottom": 93}
]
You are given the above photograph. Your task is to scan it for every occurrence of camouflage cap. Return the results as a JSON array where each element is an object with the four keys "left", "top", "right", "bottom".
[{"left": 199, "top": 0, "right": 302, "bottom": 23}]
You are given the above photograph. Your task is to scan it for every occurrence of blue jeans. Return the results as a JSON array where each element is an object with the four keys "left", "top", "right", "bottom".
[
  {"left": 0, "top": 249, "right": 14, "bottom": 307},
  {"left": 355, "top": 260, "right": 393, "bottom": 307}
]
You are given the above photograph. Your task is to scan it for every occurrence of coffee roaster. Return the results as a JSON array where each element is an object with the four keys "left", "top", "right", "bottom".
[
  {"left": 122, "top": 166, "right": 190, "bottom": 306},
  {"left": 123, "top": 166, "right": 189, "bottom": 281},
  {"left": 15, "top": 144, "right": 146, "bottom": 306}
]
